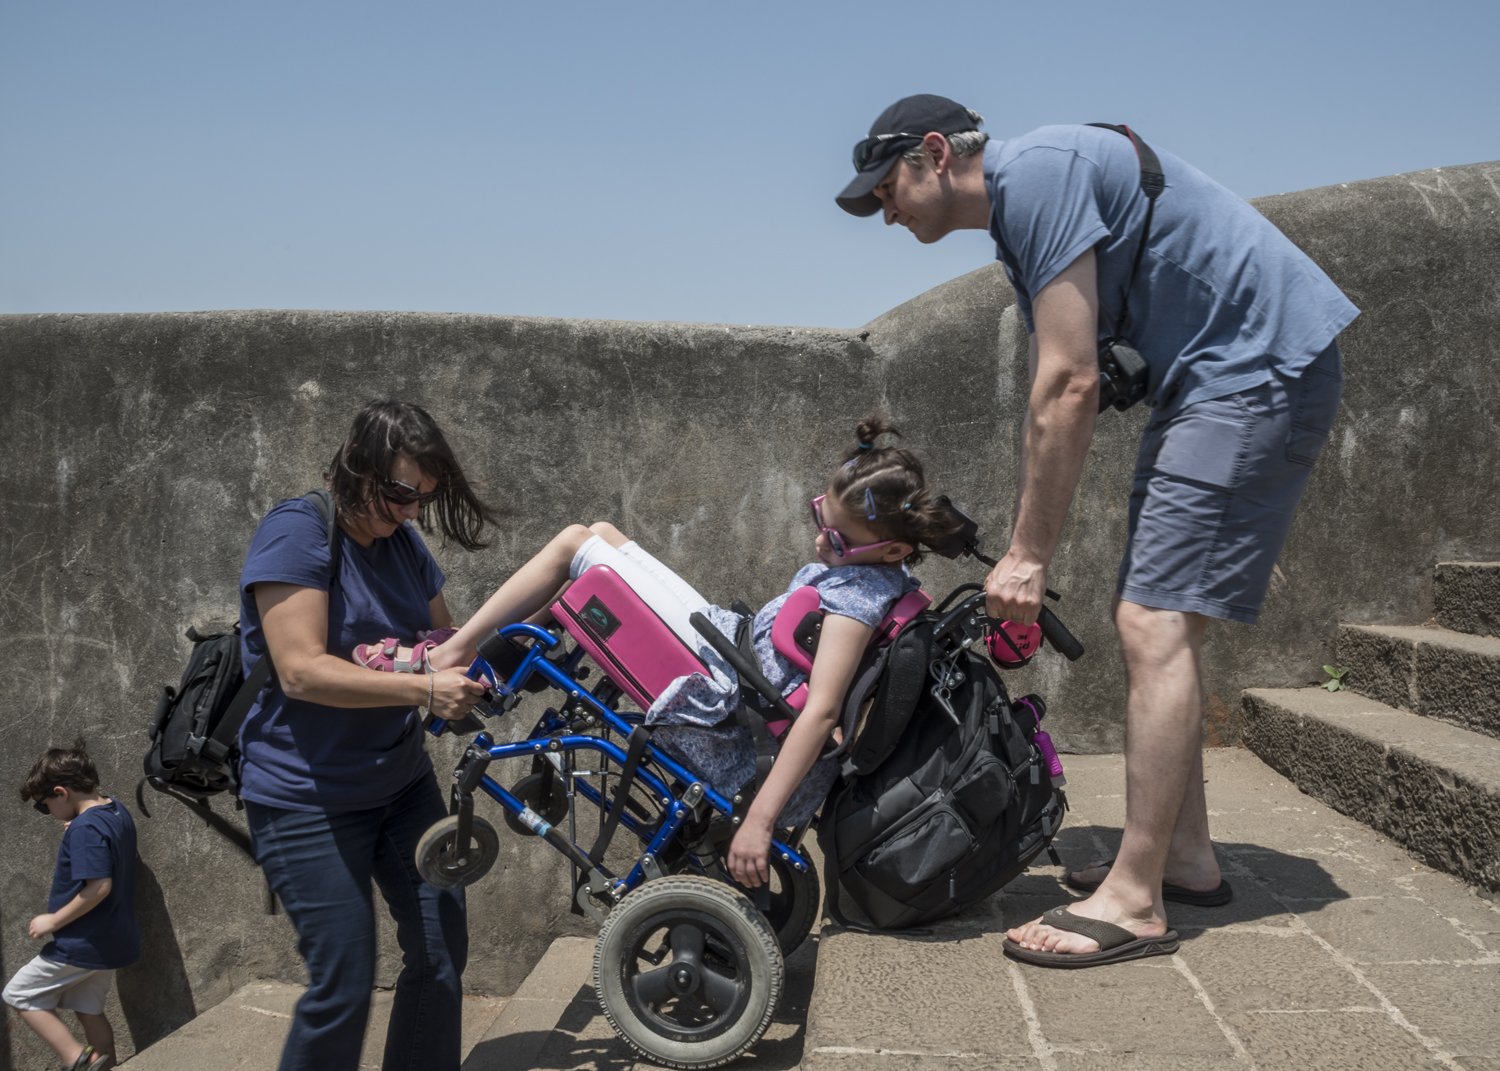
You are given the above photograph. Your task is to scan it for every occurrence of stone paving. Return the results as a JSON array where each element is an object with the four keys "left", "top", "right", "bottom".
[
  {"left": 802, "top": 751, "right": 1500, "bottom": 1070},
  {"left": 120, "top": 749, "right": 1500, "bottom": 1070}
]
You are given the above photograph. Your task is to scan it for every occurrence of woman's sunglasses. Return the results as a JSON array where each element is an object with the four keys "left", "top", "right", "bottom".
[
  {"left": 380, "top": 476, "right": 441, "bottom": 507},
  {"left": 810, "top": 494, "right": 894, "bottom": 559}
]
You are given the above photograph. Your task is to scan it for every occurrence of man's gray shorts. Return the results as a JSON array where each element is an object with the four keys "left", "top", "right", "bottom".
[
  {"left": 2, "top": 955, "right": 112, "bottom": 1014},
  {"left": 1117, "top": 343, "right": 1343, "bottom": 624}
]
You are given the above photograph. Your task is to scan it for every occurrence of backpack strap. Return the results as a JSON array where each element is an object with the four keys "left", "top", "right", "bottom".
[
  {"left": 303, "top": 488, "right": 341, "bottom": 575},
  {"left": 197, "top": 489, "right": 341, "bottom": 768}
]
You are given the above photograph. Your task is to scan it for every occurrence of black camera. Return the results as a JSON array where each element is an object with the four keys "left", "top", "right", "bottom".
[{"left": 1097, "top": 337, "right": 1149, "bottom": 412}]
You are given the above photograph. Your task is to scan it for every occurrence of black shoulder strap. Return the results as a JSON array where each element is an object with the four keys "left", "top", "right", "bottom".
[
  {"left": 304, "top": 488, "right": 341, "bottom": 574},
  {"left": 203, "top": 490, "right": 341, "bottom": 763},
  {"left": 1088, "top": 123, "right": 1164, "bottom": 338},
  {"left": 198, "top": 655, "right": 271, "bottom": 766},
  {"left": 1088, "top": 123, "right": 1164, "bottom": 200}
]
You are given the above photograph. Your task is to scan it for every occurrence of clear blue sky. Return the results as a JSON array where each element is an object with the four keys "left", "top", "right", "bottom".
[{"left": 3, "top": 0, "right": 1494, "bottom": 328}]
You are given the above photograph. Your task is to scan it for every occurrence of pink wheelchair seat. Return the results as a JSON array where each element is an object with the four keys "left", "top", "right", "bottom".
[{"left": 552, "top": 566, "right": 709, "bottom": 711}]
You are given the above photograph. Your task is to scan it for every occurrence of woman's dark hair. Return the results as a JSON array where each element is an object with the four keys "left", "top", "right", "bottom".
[
  {"left": 21, "top": 738, "right": 98, "bottom": 802},
  {"left": 327, "top": 400, "right": 500, "bottom": 551},
  {"left": 828, "top": 416, "right": 967, "bottom": 564}
]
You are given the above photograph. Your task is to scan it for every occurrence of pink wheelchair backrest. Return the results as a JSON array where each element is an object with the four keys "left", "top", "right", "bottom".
[{"left": 766, "top": 585, "right": 932, "bottom": 730}]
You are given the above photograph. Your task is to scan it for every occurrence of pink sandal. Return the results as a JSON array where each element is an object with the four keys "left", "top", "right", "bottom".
[{"left": 353, "top": 627, "right": 457, "bottom": 673}]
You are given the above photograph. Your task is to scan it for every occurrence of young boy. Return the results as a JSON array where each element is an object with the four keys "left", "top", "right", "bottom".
[{"left": 4, "top": 741, "right": 139, "bottom": 1071}]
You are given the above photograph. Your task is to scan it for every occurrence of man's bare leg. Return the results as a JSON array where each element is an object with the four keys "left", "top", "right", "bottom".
[
  {"left": 1006, "top": 600, "right": 1209, "bottom": 954},
  {"left": 1068, "top": 713, "right": 1223, "bottom": 893}
]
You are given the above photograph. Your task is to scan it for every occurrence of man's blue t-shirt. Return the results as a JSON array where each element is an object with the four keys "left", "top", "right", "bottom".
[
  {"left": 238, "top": 496, "right": 445, "bottom": 812},
  {"left": 44, "top": 798, "right": 140, "bottom": 970},
  {"left": 984, "top": 126, "right": 1359, "bottom": 410}
]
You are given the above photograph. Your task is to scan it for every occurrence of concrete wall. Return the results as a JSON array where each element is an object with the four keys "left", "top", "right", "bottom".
[{"left": 1, "top": 159, "right": 1497, "bottom": 1065}]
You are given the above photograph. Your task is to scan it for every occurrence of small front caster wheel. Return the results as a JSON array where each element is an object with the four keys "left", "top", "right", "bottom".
[{"left": 415, "top": 814, "right": 500, "bottom": 889}]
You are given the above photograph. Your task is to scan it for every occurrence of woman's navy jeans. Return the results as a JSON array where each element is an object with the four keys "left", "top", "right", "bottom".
[{"left": 247, "top": 774, "right": 468, "bottom": 1071}]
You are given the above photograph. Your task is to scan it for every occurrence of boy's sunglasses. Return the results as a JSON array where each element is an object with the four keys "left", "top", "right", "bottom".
[
  {"left": 32, "top": 791, "right": 54, "bottom": 814},
  {"left": 380, "top": 476, "right": 440, "bottom": 507},
  {"left": 810, "top": 494, "right": 894, "bottom": 559},
  {"left": 852, "top": 131, "right": 926, "bottom": 171}
]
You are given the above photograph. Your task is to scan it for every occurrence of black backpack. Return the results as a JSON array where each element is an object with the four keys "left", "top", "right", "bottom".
[
  {"left": 817, "top": 602, "right": 1069, "bottom": 931},
  {"left": 141, "top": 490, "right": 337, "bottom": 807}
]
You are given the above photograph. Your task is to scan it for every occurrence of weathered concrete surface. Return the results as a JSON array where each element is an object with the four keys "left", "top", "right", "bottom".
[
  {"left": 1243, "top": 687, "right": 1500, "bottom": 891},
  {"left": 1338, "top": 623, "right": 1500, "bottom": 738},
  {"left": 1436, "top": 561, "right": 1500, "bottom": 638},
  {"left": 3, "top": 159, "right": 1500, "bottom": 1065},
  {"left": 802, "top": 751, "right": 1500, "bottom": 1070}
]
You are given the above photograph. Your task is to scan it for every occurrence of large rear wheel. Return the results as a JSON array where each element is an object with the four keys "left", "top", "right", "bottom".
[{"left": 594, "top": 875, "right": 782, "bottom": 1069}]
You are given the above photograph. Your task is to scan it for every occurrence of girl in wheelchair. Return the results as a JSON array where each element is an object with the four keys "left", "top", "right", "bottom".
[{"left": 356, "top": 417, "right": 970, "bottom": 888}]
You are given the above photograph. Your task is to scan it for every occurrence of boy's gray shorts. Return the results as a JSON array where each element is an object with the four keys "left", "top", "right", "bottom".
[
  {"left": 1117, "top": 343, "right": 1343, "bottom": 624},
  {"left": 2, "top": 955, "right": 112, "bottom": 1014}
]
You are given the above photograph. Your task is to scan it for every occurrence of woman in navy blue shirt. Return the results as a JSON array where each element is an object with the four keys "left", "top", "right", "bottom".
[{"left": 238, "top": 400, "right": 496, "bottom": 1071}]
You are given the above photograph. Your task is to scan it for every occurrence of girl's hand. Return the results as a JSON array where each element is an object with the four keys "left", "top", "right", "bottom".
[
  {"left": 28, "top": 913, "right": 57, "bottom": 939},
  {"left": 427, "top": 668, "right": 488, "bottom": 722},
  {"left": 727, "top": 818, "right": 773, "bottom": 888}
]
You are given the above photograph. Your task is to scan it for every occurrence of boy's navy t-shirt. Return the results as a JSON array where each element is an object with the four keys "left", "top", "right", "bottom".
[
  {"left": 237, "top": 497, "right": 445, "bottom": 813},
  {"left": 45, "top": 797, "right": 140, "bottom": 970},
  {"left": 983, "top": 125, "right": 1359, "bottom": 411}
]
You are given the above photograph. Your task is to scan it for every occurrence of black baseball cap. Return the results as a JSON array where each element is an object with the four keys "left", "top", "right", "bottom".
[{"left": 836, "top": 94, "right": 983, "bottom": 217}]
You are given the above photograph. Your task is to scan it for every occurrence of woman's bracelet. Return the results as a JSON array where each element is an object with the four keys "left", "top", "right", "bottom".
[{"left": 425, "top": 674, "right": 435, "bottom": 714}]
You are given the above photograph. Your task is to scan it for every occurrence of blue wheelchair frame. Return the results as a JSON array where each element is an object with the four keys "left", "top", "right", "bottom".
[{"left": 428, "top": 621, "right": 813, "bottom": 915}]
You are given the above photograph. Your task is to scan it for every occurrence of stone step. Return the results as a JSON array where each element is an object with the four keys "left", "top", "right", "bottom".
[
  {"left": 1436, "top": 560, "right": 1500, "bottom": 637},
  {"left": 119, "top": 981, "right": 507, "bottom": 1069},
  {"left": 802, "top": 751, "right": 1500, "bottom": 1070},
  {"left": 1336, "top": 622, "right": 1500, "bottom": 739},
  {"left": 1243, "top": 686, "right": 1500, "bottom": 892}
]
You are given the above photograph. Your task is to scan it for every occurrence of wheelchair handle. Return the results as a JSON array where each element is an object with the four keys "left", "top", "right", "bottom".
[
  {"left": 688, "top": 612, "right": 800, "bottom": 723},
  {"left": 1037, "top": 606, "right": 1084, "bottom": 662},
  {"left": 935, "top": 590, "right": 1085, "bottom": 662}
]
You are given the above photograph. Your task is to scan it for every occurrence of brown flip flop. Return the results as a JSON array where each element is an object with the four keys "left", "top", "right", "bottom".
[
  {"left": 1064, "top": 857, "right": 1233, "bottom": 907},
  {"left": 1003, "top": 906, "right": 1179, "bottom": 968}
]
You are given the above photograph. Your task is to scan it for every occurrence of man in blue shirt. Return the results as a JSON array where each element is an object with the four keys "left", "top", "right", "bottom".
[{"left": 837, "top": 95, "right": 1357, "bottom": 967}]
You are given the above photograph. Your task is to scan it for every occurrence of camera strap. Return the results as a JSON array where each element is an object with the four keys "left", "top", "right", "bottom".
[
  {"left": 1088, "top": 123, "right": 1163, "bottom": 339},
  {"left": 988, "top": 124, "right": 1164, "bottom": 338},
  {"left": 1098, "top": 123, "right": 1164, "bottom": 336}
]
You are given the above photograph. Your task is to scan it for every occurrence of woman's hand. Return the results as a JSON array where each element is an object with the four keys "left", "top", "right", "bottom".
[
  {"left": 426, "top": 668, "right": 488, "bottom": 722},
  {"left": 727, "top": 817, "right": 773, "bottom": 888}
]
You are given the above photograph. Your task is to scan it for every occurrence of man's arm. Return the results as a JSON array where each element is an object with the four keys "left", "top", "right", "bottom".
[{"left": 985, "top": 247, "right": 1101, "bottom": 624}]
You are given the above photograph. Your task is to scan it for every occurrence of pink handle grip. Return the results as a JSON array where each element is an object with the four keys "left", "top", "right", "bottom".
[{"left": 986, "top": 620, "right": 1042, "bottom": 667}]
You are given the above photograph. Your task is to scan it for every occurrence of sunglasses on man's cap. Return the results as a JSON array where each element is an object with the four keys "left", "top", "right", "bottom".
[{"left": 836, "top": 93, "right": 982, "bottom": 217}]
